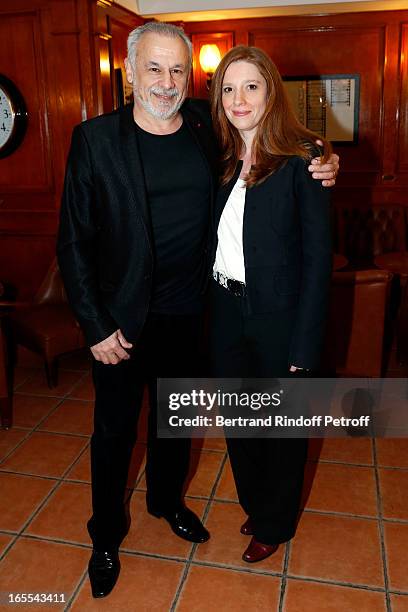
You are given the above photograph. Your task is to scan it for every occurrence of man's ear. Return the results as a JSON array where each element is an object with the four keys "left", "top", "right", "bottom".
[{"left": 124, "top": 58, "right": 133, "bottom": 84}]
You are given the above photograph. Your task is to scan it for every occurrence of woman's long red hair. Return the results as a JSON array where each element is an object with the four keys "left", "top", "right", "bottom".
[{"left": 210, "top": 45, "right": 332, "bottom": 187}]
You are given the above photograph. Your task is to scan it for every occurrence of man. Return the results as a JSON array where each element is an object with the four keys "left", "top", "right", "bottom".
[{"left": 57, "top": 22, "right": 339, "bottom": 599}]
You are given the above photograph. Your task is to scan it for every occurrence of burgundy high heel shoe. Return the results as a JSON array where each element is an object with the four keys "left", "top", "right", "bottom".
[{"left": 242, "top": 537, "right": 279, "bottom": 563}]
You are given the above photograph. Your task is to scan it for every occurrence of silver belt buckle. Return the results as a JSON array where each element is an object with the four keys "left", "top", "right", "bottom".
[
  {"left": 214, "top": 271, "right": 245, "bottom": 297},
  {"left": 214, "top": 270, "right": 227, "bottom": 289}
]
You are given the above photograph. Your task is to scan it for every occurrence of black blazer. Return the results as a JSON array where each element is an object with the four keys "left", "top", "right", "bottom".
[
  {"left": 57, "top": 100, "right": 218, "bottom": 347},
  {"left": 212, "top": 155, "right": 333, "bottom": 369}
]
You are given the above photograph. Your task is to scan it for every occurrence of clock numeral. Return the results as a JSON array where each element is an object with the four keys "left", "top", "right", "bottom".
[{"left": 0, "top": 77, "right": 28, "bottom": 155}]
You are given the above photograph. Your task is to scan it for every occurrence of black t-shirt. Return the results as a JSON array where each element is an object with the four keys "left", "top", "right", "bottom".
[{"left": 136, "top": 121, "right": 210, "bottom": 313}]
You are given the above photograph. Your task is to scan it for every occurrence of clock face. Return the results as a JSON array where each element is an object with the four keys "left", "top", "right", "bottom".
[
  {"left": 0, "top": 75, "right": 28, "bottom": 158},
  {"left": 0, "top": 86, "right": 15, "bottom": 149}
]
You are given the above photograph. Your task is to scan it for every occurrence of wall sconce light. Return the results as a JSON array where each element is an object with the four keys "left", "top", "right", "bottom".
[
  {"left": 100, "top": 56, "right": 111, "bottom": 76},
  {"left": 199, "top": 44, "right": 221, "bottom": 89}
]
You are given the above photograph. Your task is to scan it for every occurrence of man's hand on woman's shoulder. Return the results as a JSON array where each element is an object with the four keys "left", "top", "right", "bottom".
[{"left": 308, "top": 139, "right": 339, "bottom": 187}]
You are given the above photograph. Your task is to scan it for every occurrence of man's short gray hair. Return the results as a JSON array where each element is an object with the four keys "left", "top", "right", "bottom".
[{"left": 127, "top": 22, "right": 193, "bottom": 70}]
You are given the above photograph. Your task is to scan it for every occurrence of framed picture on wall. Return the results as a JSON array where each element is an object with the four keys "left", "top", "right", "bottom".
[{"left": 283, "top": 74, "right": 360, "bottom": 144}]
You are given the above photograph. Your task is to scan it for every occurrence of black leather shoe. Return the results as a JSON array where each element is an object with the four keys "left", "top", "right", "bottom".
[
  {"left": 149, "top": 506, "right": 210, "bottom": 543},
  {"left": 88, "top": 550, "right": 120, "bottom": 598}
]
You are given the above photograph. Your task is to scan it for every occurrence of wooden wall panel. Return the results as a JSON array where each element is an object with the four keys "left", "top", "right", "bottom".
[
  {"left": 251, "top": 26, "right": 384, "bottom": 175},
  {"left": 110, "top": 15, "right": 137, "bottom": 107},
  {"left": 398, "top": 23, "right": 408, "bottom": 174},
  {"left": 49, "top": 0, "right": 101, "bottom": 197},
  {"left": 0, "top": 0, "right": 90, "bottom": 298},
  {"left": 97, "top": 5, "right": 143, "bottom": 113},
  {"left": 110, "top": 17, "right": 131, "bottom": 70},
  {"left": 381, "top": 20, "right": 400, "bottom": 184},
  {"left": 0, "top": 0, "right": 144, "bottom": 300},
  {"left": 0, "top": 11, "right": 51, "bottom": 194}
]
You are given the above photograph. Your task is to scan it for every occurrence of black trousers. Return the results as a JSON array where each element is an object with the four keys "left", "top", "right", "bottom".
[
  {"left": 88, "top": 312, "right": 201, "bottom": 550},
  {"left": 210, "top": 281, "right": 308, "bottom": 545}
]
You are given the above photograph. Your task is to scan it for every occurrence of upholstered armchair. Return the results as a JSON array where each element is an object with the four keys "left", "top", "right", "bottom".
[
  {"left": 9, "top": 259, "right": 86, "bottom": 388},
  {"left": 323, "top": 269, "right": 393, "bottom": 377},
  {"left": 335, "top": 204, "right": 407, "bottom": 269}
]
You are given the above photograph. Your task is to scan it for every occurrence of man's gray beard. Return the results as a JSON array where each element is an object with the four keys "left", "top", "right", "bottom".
[{"left": 138, "top": 89, "right": 183, "bottom": 120}]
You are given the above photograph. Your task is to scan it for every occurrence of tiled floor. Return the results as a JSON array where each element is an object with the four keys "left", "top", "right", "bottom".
[{"left": 1, "top": 350, "right": 408, "bottom": 611}]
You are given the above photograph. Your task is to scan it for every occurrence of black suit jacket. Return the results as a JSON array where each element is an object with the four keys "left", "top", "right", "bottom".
[
  {"left": 57, "top": 100, "right": 218, "bottom": 347},
  {"left": 213, "top": 155, "right": 333, "bottom": 369}
]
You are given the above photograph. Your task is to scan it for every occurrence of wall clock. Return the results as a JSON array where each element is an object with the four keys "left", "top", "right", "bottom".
[{"left": 0, "top": 74, "right": 28, "bottom": 159}]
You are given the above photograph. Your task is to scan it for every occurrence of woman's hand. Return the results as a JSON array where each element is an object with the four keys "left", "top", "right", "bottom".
[{"left": 289, "top": 366, "right": 313, "bottom": 379}]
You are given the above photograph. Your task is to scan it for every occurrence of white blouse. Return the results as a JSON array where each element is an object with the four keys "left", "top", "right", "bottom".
[{"left": 213, "top": 177, "right": 247, "bottom": 283}]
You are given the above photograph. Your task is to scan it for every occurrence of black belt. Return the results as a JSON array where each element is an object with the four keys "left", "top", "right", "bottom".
[{"left": 213, "top": 271, "right": 246, "bottom": 297}]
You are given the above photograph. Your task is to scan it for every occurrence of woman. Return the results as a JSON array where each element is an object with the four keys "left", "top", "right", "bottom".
[{"left": 209, "top": 46, "right": 333, "bottom": 562}]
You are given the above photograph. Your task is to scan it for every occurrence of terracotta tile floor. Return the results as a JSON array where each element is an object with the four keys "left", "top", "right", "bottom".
[{"left": 0, "top": 349, "right": 408, "bottom": 611}]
